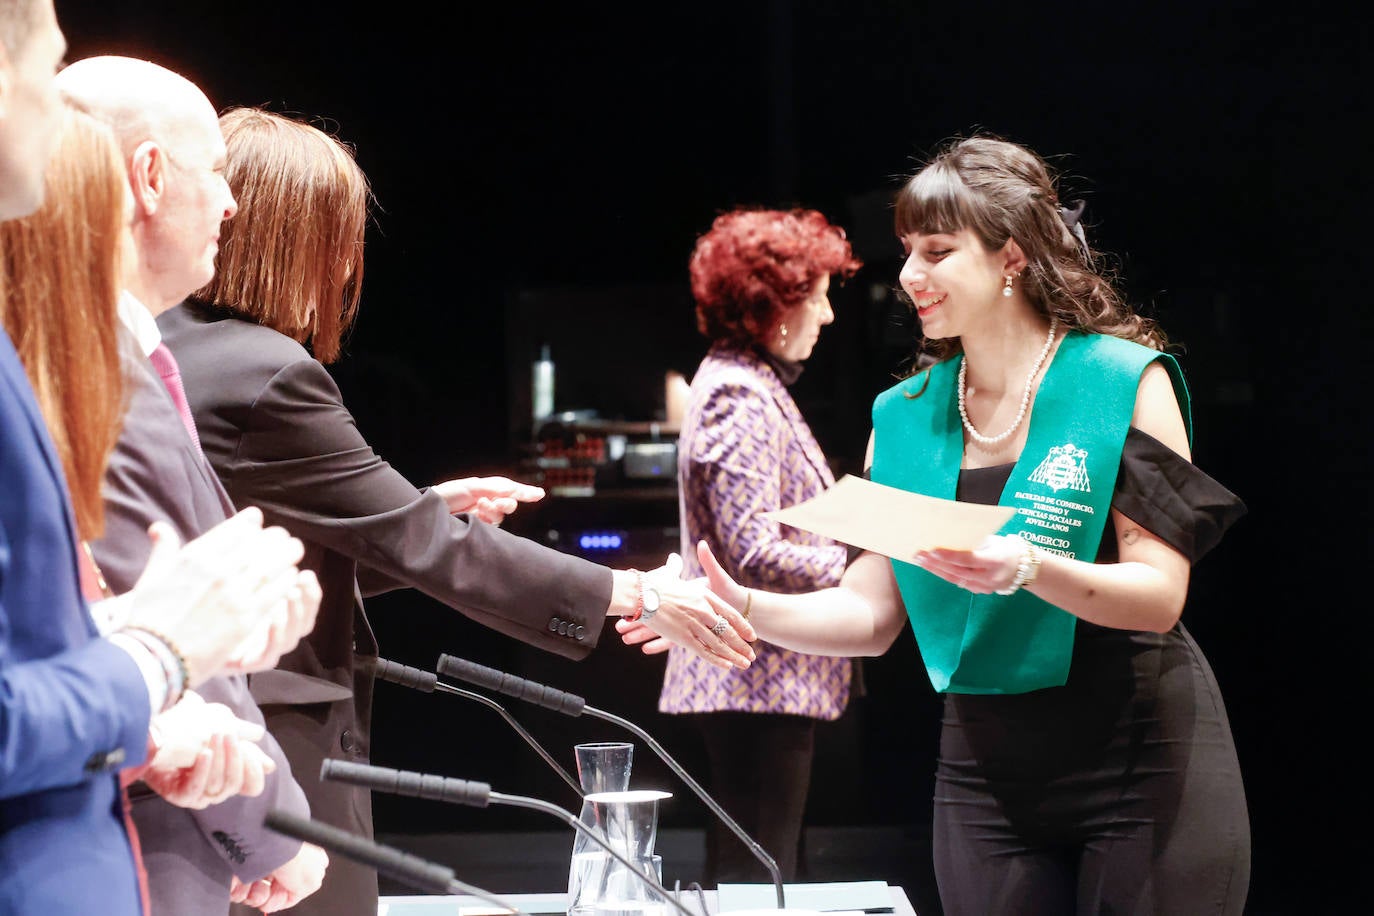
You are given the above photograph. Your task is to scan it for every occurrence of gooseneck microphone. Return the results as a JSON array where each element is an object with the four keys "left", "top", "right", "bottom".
[
  {"left": 436, "top": 653, "right": 786, "bottom": 909},
  {"left": 263, "top": 809, "right": 526, "bottom": 913},
  {"left": 320, "top": 759, "right": 694, "bottom": 916},
  {"left": 371, "top": 657, "right": 583, "bottom": 798}
]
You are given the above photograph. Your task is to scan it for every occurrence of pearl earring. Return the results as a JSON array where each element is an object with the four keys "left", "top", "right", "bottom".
[
  {"left": 779, "top": 322, "right": 789, "bottom": 341},
  {"left": 1003, "top": 275, "right": 1015, "bottom": 298}
]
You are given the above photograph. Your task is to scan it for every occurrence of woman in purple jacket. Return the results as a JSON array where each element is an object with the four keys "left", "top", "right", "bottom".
[{"left": 658, "top": 208, "right": 861, "bottom": 883}]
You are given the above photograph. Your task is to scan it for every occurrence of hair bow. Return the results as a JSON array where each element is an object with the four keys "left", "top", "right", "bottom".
[{"left": 1059, "top": 200, "right": 1089, "bottom": 255}]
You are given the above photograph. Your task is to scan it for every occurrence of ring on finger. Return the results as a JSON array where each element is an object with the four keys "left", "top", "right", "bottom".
[{"left": 710, "top": 615, "right": 729, "bottom": 638}]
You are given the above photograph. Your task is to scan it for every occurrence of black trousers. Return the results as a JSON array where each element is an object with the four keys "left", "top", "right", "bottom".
[
  {"left": 933, "top": 624, "right": 1250, "bottom": 915},
  {"left": 690, "top": 711, "right": 818, "bottom": 885}
]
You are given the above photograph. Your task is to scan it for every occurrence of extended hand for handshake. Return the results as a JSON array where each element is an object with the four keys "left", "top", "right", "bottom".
[
  {"left": 114, "top": 507, "right": 320, "bottom": 812},
  {"left": 614, "top": 552, "right": 757, "bottom": 668},
  {"left": 432, "top": 475, "right": 759, "bottom": 668}
]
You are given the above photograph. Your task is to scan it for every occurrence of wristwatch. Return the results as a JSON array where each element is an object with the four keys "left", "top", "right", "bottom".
[{"left": 635, "top": 570, "right": 661, "bottom": 622}]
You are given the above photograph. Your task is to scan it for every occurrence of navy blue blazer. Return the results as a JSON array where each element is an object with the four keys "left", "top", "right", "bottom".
[{"left": 0, "top": 330, "right": 152, "bottom": 914}]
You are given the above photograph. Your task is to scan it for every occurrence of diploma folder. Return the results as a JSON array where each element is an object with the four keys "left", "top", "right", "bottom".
[{"left": 762, "top": 474, "right": 1015, "bottom": 560}]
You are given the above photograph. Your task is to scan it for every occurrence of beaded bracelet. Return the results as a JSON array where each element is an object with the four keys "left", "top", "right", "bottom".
[
  {"left": 121, "top": 625, "right": 190, "bottom": 711},
  {"left": 621, "top": 569, "right": 645, "bottom": 622},
  {"left": 995, "top": 536, "right": 1043, "bottom": 596}
]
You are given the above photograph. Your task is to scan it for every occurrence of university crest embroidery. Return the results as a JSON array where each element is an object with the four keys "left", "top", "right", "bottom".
[{"left": 1029, "top": 442, "right": 1091, "bottom": 493}]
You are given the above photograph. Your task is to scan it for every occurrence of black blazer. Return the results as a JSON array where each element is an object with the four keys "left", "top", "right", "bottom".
[
  {"left": 159, "top": 300, "right": 611, "bottom": 915},
  {"left": 91, "top": 333, "right": 310, "bottom": 915}
]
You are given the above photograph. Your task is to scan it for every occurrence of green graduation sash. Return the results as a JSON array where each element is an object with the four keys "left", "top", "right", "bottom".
[{"left": 871, "top": 332, "right": 1190, "bottom": 694}]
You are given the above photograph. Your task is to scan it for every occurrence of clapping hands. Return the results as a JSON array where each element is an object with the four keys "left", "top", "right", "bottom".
[
  {"left": 125, "top": 508, "right": 320, "bottom": 687},
  {"left": 138, "top": 691, "right": 276, "bottom": 809}
]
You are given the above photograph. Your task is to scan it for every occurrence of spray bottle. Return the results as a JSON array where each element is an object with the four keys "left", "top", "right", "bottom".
[{"left": 532, "top": 343, "right": 555, "bottom": 427}]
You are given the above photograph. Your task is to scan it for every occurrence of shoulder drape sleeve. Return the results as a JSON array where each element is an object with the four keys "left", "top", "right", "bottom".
[{"left": 1113, "top": 427, "right": 1248, "bottom": 563}]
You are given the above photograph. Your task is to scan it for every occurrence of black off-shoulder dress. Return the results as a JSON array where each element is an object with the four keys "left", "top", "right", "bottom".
[{"left": 933, "top": 428, "right": 1251, "bottom": 916}]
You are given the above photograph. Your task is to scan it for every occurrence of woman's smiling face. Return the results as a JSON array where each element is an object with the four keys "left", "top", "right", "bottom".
[{"left": 898, "top": 227, "right": 1009, "bottom": 340}]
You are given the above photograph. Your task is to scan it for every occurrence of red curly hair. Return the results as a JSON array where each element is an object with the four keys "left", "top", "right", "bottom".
[{"left": 690, "top": 208, "right": 860, "bottom": 347}]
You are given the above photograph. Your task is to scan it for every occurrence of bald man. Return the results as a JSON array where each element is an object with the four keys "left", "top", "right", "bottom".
[
  {"left": 57, "top": 56, "right": 326, "bottom": 914},
  {"left": 58, "top": 57, "right": 235, "bottom": 317}
]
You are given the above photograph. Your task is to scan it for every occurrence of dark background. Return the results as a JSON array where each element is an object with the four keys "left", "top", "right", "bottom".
[{"left": 60, "top": 1, "right": 1371, "bottom": 912}]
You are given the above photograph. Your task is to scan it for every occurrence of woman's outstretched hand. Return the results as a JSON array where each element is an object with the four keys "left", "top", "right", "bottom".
[
  {"left": 433, "top": 475, "right": 545, "bottom": 525},
  {"left": 616, "top": 542, "right": 757, "bottom": 666},
  {"left": 694, "top": 538, "right": 750, "bottom": 610}
]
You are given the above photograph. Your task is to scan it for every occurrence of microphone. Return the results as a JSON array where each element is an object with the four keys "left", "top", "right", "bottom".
[
  {"left": 320, "top": 759, "right": 693, "bottom": 916},
  {"left": 436, "top": 654, "right": 786, "bottom": 909},
  {"left": 263, "top": 809, "right": 525, "bottom": 913},
  {"left": 371, "top": 657, "right": 583, "bottom": 798}
]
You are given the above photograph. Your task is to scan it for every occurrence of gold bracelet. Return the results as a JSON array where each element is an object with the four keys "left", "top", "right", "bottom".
[{"left": 741, "top": 590, "right": 752, "bottom": 620}]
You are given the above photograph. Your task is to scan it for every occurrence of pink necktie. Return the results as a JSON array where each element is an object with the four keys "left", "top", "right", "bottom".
[{"left": 148, "top": 342, "right": 202, "bottom": 456}]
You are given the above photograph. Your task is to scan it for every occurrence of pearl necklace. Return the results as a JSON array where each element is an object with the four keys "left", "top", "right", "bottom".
[{"left": 957, "top": 317, "right": 1059, "bottom": 447}]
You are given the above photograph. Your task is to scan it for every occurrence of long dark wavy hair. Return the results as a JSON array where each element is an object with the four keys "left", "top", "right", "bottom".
[{"left": 895, "top": 135, "right": 1166, "bottom": 370}]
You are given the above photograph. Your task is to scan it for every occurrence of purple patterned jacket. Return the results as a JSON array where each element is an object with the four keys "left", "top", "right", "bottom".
[{"left": 658, "top": 344, "right": 851, "bottom": 719}]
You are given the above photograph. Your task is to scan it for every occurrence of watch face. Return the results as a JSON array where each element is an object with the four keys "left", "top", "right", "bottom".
[{"left": 642, "top": 585, "right": 662, "bottom": 614}]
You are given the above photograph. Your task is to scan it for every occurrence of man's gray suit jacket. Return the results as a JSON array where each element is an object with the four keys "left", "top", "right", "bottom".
[{"left": 90, "top": 333, "right": 311, "bottom": 915}]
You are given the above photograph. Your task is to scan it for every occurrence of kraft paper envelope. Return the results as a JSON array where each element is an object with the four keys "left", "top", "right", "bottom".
[{"left": 762, "top": 474, "right": 1016, "bottom": 559}]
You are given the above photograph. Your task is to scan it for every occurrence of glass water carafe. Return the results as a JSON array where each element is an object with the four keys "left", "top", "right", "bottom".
[
  {"left": 568, "top": 742, "right": 635, "bottom": 910},
  {"left": 569, "top": 789, "right": 672, "bottom": 916}
]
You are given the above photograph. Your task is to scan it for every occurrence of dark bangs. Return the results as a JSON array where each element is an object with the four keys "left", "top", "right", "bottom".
[{"left": 894, "top": 161, "right": 982, "bottom": 238}]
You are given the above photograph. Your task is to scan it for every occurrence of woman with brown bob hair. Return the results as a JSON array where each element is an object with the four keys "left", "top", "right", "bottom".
[
  {"left": 657, "top": 208, "right": 861, "bottom": 884},
  {"left": 625, "top": 137, "right": 1250, "bottom": 914},
  {"left": 159, "top": 108, "right": 760, "bottom": 916},
  {"left": 198, "top": 106, "right": 367, "bottom": 364}
]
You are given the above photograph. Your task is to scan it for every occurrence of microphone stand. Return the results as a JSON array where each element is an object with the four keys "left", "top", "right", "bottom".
[
  {"left": 321, "top": 759, "right": 696, "bottom": 916},
  {"left": 372, "top": 657, "right": 583, "bottom": 798},
  {"left": 263, "top": 809, "right": 527, "bottom": 914},
  {"left": 436, "top": 654, "right": 787, "bottom": 909}
]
